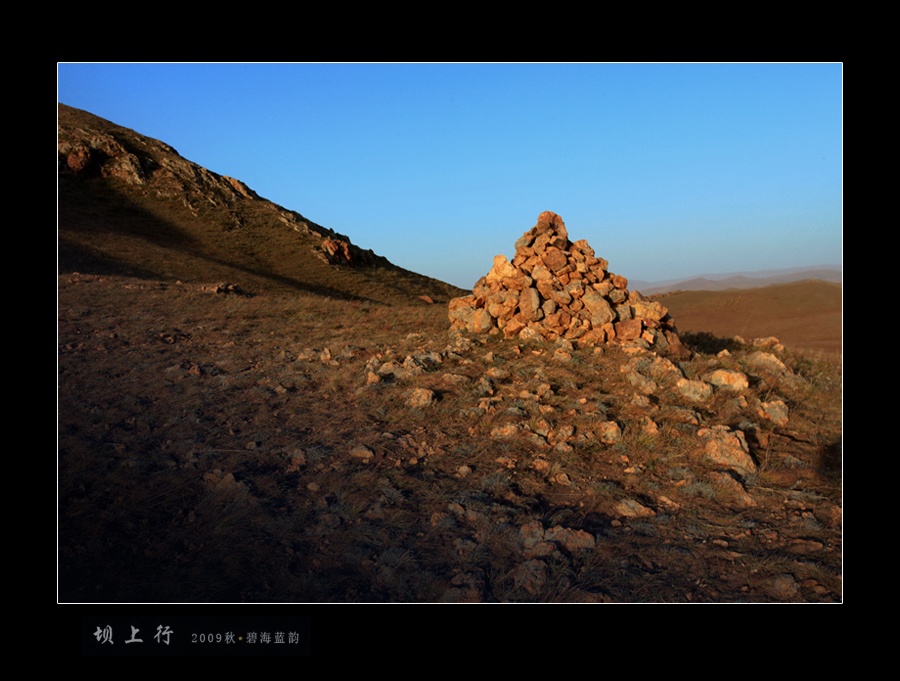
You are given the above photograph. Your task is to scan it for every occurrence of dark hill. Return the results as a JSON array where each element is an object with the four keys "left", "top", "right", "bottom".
[{"left": 57, "top": 103, "right": 465, "bottom": 305}]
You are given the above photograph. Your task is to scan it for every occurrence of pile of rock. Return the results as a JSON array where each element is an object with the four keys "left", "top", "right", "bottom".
[{"left": 449, "top": 211, "right": 686, "bottom": 355}]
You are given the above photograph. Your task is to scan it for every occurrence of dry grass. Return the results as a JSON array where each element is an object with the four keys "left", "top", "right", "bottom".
[
  {"left": 657, "top": 281, "right": 842, "bottom": 356},
  {"left": 58, "top": 272, "right": 842, "bottom": 602}
]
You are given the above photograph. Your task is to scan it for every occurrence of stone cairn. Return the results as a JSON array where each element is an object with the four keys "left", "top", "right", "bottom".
[{"left": 449, "top": 211, "right": 687, "bottom": 356}]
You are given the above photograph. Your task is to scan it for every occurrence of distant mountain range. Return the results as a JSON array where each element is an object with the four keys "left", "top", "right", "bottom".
[{"left": 631, "top": 265, "right": 842, "bottom": 296}]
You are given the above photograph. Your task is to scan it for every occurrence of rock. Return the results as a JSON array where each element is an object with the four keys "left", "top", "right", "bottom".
[
  {"left": 486, "top": 254, "right": 519, "bottom": 282},
  {"left": 614, "top": 318, "right": 643, "bottom": 340},
  {"left": 757, "top": 399, "right": 789, "bottom": 426},
  {"left": 676, "top": 378, "right": 714, "bottom": 402},
  {"left": 582, "top": 290, "right": 616, "bottom": 326},
  {"left": 511, "top": 559, "right": 549, "bottom": 594},
  {"left": 613, "top": 498, "right": 655, "bottom": 518},
  {"left": 406, "top": 388, "right": 435, "bottom": 408},
  {"left": 708, "top": 471, "right": 756, "bottom": 508},
  {"left": 640, "top": 417, "right": 660, "bottom": 436},
  {"left": 752, "top": 337, "right": 785, "bottom": 353},
  {"left": 703, "top": 369, "right": 750, "bottom": 392},
  {"left": 520, "top": 522, "right": 557, "bottom": 558},
  {"left": 697, "top": 426, "right": 757, "bottom": 480},
  {"left": 623, "top": 368, "right": 659, "bottom": 395},
  {"left": 285, "top": 449, "right": 307, "bottom": 473},
  {"left": 622, "top": 355, "right": 682, "bottom": 395},
  {"left": 405, "top": 352, "right": 442, "bottom": 371},
  {"left": 448, "top": 296, "right": 494, "bottom": 333},
  {"left": 767, "top": 573, "right": 800, "bottom": 599},
  {"left": 350, "top": 445, "right": 375, "bottom": 462},
  {"left": 204, "top": 469, "right": 250, "bottom": 501},
  {"left": 203, "top": 282, "right": 246, "bottom": 295},
  {"left": 440, "top": 573, "right": 484, "bottom": 603},
  {"left": 442, "top": 373, "right": 470, "bottom": 386},
  {"left": 552, "top": 347, "right": 573, "bottom": 362},
  {"left": 598, "top": 421, "right": 623, "bottom": 444},
  {"left": 318, "top": 236, "right": 381, "bottom": 267},
  {"left": 544, "top": 526, "right": 596, "bottom": 552},
  {"left": 631, "top": 299, "right": 668, "bottom": 322},
  {"left": 788, "top": 539, "right": 825, "bottom": 554},
  {"left": 655, "top": 495, "right": 680, "bottom": 511},
  {"left": 491, "top": 424, "right": 523, "bottom": 439},
  {"left": 744, "top": 351, "right": 789, "bottom": 376},
  {"left": 531, "top": 458, "right": 551, "bottom": 473},
  {"left": 518, "top": 287, "right": 543, "bottom": 322},
  {"left": 64, "top": 143, "right": 94, "bottom": 173},
  {"left": 549, "top": 424, "right": 576, "bottom": 445}
]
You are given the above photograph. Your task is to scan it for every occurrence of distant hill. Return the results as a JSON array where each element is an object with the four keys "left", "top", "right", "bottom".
[
  {"left": 654, "top": 280, "right": 842, "bottom": 355},
  {"left": 631, "top": 266, "right": 842, "bottom": 296},
  {"left": 57, "top": 103, "right": 466, "bottom": 305}
]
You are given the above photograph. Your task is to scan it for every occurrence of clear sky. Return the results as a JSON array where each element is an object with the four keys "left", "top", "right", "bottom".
[{"left": 57, "top": 62, "right": 842, "bottom": 289}]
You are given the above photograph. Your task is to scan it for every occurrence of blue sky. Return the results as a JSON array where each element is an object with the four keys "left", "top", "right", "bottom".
[{"left": 57, "top": 62, "right": 842, "bottom": 289}]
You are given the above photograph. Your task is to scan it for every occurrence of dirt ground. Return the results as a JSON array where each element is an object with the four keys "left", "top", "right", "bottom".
[{"left": 58, "top": 273, "right": 842, "bottom": 604}]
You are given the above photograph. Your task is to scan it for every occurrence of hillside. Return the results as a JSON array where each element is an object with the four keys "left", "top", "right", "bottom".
[
  {"left": 57, "top": 104, "right": 842, "bottom": 604},
  {"left": 656, "top": 281, "right": 842, "bottom": 356},
  {"left": 57, "top": 103, "right": 464, "bottom": 305}
]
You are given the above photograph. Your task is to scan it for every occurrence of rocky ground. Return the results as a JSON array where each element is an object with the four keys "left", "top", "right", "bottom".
[{"left": 58, "top": 272, "right": 842, "bottom": 603}]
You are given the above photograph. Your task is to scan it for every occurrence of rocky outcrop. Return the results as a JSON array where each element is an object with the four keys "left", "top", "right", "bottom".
[
  {"left": 697, "top": 426, "right": 757, "bottom": 481},
  {"left": 449, "top": 211, "right": 687, "bottom": 355},
  {"left": 318, "top": 236, "right": 384, "bottom": 267}
]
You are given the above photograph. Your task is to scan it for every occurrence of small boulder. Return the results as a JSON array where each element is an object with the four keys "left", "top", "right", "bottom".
[{"left": 406, "top": 388, "right": 436, "bottom": 408}]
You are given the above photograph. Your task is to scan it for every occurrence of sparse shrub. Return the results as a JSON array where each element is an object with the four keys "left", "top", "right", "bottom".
[
  {"left": 480, "top": 471, "right": 514, "bottom": 498},
  {"left": 681, "top": 481, "right": 717, "bottom": 500},
  {"left": 629, "top": 521, "right": 659, "bottom": 537},
  {"left": 786, "top": 350, "right": 842, "bottom": 393},
  {"left": 667, "top": 466, "right": 694, "bottom": 481},
  {"left": 376, "top": 478, "right": 406, "bottom": 505},
  {"left": 588, "top": 479, "right": 622, "bottom": 499},
  {"left": 680, "top": 331, "right": 743, "bottom": 355}
]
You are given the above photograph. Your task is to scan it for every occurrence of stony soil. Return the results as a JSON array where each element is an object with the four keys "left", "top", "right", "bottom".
[{"left": 58, "top": 273, "right": 842, "bottom": 603}]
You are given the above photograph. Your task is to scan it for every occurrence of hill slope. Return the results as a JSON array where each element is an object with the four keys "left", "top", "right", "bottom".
[
  {"left": 57, "top": 103, "right": 465, "bottom": 305},
  {"left": 655, "top": 281, "right": 842, "bottom": 356}
]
